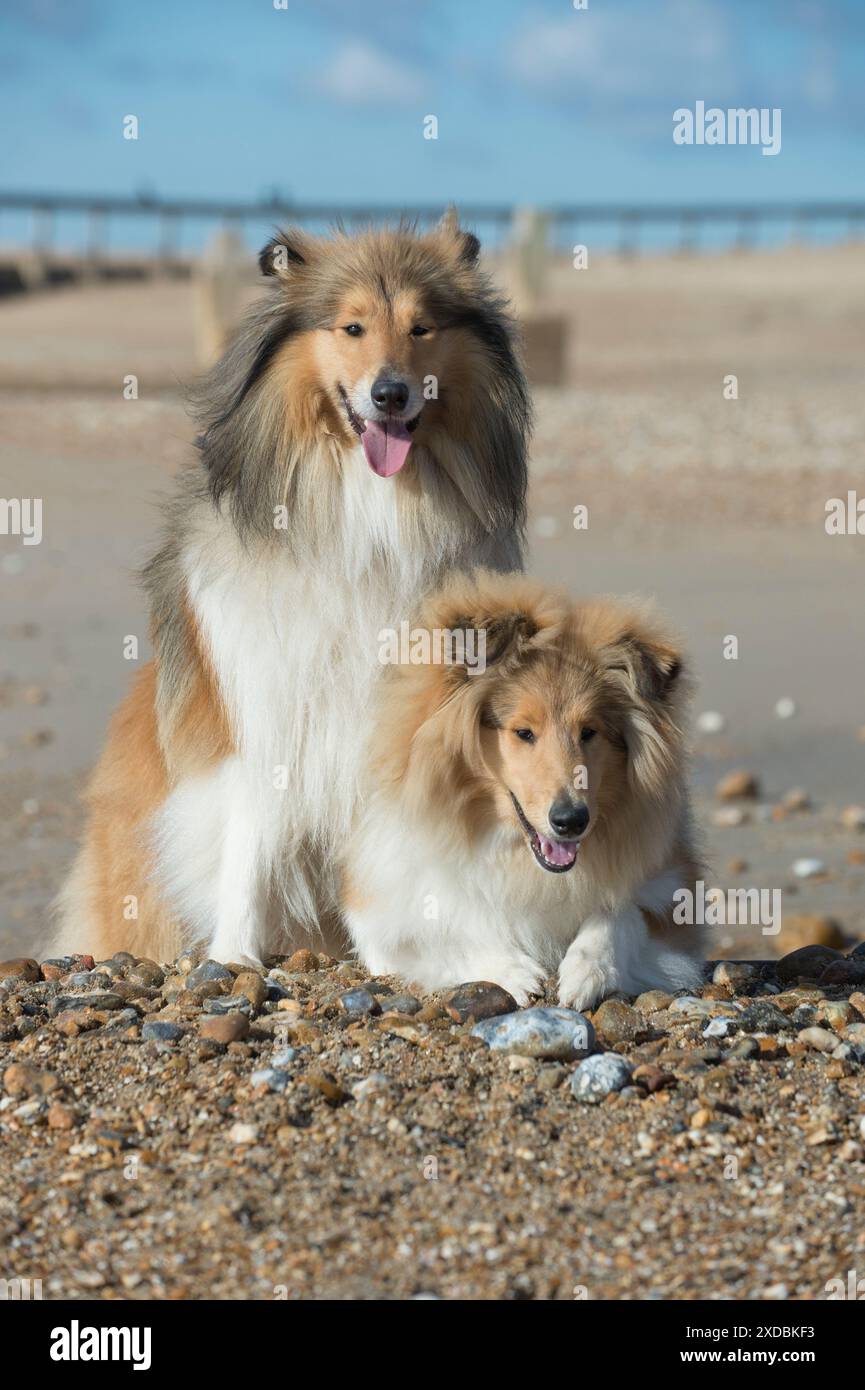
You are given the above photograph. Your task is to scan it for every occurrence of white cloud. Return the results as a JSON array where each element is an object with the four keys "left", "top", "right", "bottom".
[
  {"left": 313, "top": 40, "right": 424, "bottom": 107},
  {"left": 505, "top": 2, "right": 736, "bottom": 104}
]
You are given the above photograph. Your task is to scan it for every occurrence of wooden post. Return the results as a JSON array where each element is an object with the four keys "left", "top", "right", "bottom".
[
  {"left": 193, "top": 228, "right": 252, "bottom": 365},
  {"left": 508, "top": 206, "right": 569, "bottom": 387}
]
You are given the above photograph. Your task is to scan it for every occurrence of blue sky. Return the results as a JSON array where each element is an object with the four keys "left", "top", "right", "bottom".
[{"left": 1, "top": 0, "right": 863, "bottom": 243}]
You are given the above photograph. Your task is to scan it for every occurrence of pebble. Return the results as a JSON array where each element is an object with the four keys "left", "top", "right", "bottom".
[
  {"left": 202, "top": 995, "right": 252, "bottom": 1016},
  {"left": 338, "top": 988, "right": 381, "bottom": 1018},
  {"left": 100, "top": 1007, "right": 142, "bottom": 1034},
  {"left": 443, "top": 982, "right": 518, "bottom": 1024},
  {"left": 669, "top": 995, "right": 717, "bottom": 1016},
  {"left": 304, "top": 1072, "right": 349, "bottom": 1105},
  {"left": 571, "top": 1054, "right": 633, "bottom": 1104},
  {"left": 141, "top": 1021, "right": 185, "bottom": 1043},
  {"left": 716, "top": 769, "right": 760, "bottom": 801},
  {"left": 263, "top": 974, "right": 292, "bottom": 1001},
  {"left": 775, "top": 697, "right": 797, "bottom": 719},
  {"left": 792, "top": 857, "right": 827, "bottom": 879},
  {"left": 229, "top": 1123, "right": 258, "bottom": 1145},
  {"left": 798, "top": 1026, "right": 838, "bottom": 1053},
  {"left": 380, "top": 993, "right": 421, "bottom": 1015},
  {"left": 593, "top": 999, "right": 646, "bottom": 1045},
  {"left": 46, "top": 1102, "right": 77, "bottom": 1130},
  {"left": 696, "top": 710, "right": 726, "bottom": 734},
  {"left": 0, "top": 958, "right": 40, "bottom": 982},
  {"left": 49, "top": 992, "right": 124, "bottom": 1015},
  {"left": 690, "top": 1107, "right": 715, "bottom": 1129},
  {"left": 780, "top": 787, "right": 810, "bottom": 812},
  {"left": 805, "top": 1125, "right": 837, "bottom": 1146},
  {"left": 471, "top": 1006, "right": 594, "bottom": 1060},
  {"left": 737, "top": 1001, "right": 791, "bottom": 1034},
  {"left": 185, "top": 960, "right": 234, "bottom": 990},
  {"left": 127, "top": 960, "right": 165, "bottom": 988},
  {"left": 839, "top": 804, "right": 865, "bottom": 832},
  {"left": 200, "top": 1013, "right": 249, "bottom": 1044},
  {"left": 351, "top": 1073, "right": 394, "bottom": 1101},
  {"left": 231, "top": 971, "right": 267, "bottom": 1012},
  {"left": 632, "top": 1064, "right": 675, "bottom": 1094},
  {"left": 284, "top": 949, "right": 320, "bottom": 972},
  {"left": 776, "top": 944, "right": 841, "bottom": 982},
  {"left": 729, "top": 1037, "right": 760, "bottom": 1059},
  {"left": 251, "top": 1067, "right": 292, "bottom": 1093},
  {"left": 703, "top": 1016, "right": 738, "bottom": 1038},
  {"left": 335, "top": 962, "right": 365, "bottom": 982},
  {"left": 634, "top": 990, "right": 673, "bottom": 1013},
  {"left": 507, "top": 1055, "right": 535, "bottom": 1072},
  {"left": 3, "top": 1063, "right": 61, "bottom": 1097},
  {"left": 712, "top": 806, "right": 748, "bottom": 828},
  {"left": 822, "top": 958, "right": 865, "bottom": 986},
  {"left": 712, "top": 960, "right": 759, "bottom": 990},
  {"left": 820, "top": 1002, "right": 858, "bottom": 1032},
  {"left": 535, "top": 1065, "right": 567, "bottom": 1092},
  {"left": 271, "top": 1046, "right": 300, "bottom": 1067},
  {"left": 67, "top": 971, "right": 102, "bottom": 987}
]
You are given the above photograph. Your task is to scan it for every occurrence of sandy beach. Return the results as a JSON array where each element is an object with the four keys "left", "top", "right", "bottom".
[{"left": 1, "top": 245, "right": 864, "bottom": 1301}]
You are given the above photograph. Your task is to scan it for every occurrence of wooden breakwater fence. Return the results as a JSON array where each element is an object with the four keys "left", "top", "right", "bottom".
[{"left": 1, "top": 192, "right": 862, "bottom": 386}]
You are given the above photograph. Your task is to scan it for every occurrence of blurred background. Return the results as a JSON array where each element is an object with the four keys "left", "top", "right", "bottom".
[{"left": 1, "top": 0, "right": 864, "bottom": 958}]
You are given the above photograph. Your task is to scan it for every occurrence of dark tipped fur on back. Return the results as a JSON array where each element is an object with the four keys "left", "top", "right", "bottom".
[{"left": 187, "top": 220, "right": 530, "bottom": 544}]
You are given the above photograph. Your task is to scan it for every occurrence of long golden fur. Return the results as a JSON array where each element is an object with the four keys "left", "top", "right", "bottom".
[
  {"left": 52, "top": 216, "right": 529, "bottom": 965},
  {"left": 343, "top": 570, "right": 706, "bottom": 1007}
]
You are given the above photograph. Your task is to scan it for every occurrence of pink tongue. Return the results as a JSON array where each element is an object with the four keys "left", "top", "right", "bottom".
[
  {"left": 360, "top": 419, "right": 413, "bottom": 477},
  {"left": 539, "top": 837, "right": 578, "bottom": 866}
]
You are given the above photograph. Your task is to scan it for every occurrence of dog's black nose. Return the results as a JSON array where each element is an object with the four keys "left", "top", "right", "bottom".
[
  {"left": 371, "top": 377, "right": 409, "bottom": 412},
  {"left": 549, "top": 798, "right": 590, "bottom": 838}
]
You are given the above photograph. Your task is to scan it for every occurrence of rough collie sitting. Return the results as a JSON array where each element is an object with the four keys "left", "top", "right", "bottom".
[
  {"left": 342, "top": 572, "right": 705, "bottom": 1009},
  {"left": 53, "top": 215, "right": 529, "bottom": 965}
]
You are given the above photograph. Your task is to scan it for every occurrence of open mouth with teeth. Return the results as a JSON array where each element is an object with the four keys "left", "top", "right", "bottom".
[
  {"left": 338, "top": 384, "right": 421, "bottom": 478},
  {"left": 510, "top": 792, "right": 580, "bottom": 874}
]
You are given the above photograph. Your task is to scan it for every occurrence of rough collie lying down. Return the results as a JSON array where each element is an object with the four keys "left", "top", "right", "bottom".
[
  {"left": 342, "top": 572, "right": 706, "bottom": 1010},
  {"left": 53, "top": 214, "right": 529, "bottom": 966}
]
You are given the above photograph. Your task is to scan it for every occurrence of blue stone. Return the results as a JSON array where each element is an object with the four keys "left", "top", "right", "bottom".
[
  {"left": 471, "top": 1006, "right": 594, "bottom": 1060},
  {"left": 570, "top": 1053, "right": 633, "bottom": 1103}
]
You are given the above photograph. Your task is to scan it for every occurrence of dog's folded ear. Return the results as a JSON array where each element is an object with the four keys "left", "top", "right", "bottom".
[
  {"left": 259, "top": 229, "right": 314, "bottom": 278},
  {"left": 602, "top": 633, "right": 683, "bottom": 703},
  {"left": 443, "top": 610, "right": 538, "bottom": 680}
]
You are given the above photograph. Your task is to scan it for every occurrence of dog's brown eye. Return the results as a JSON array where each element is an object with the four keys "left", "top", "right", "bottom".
[
  {"left": 343, "top": 323, "right": 364, "bottom": 337},
  {"left": 581, "top": 727, "right": 597, "bottom": 743},
  {"left": 514, "top": 728, "right": 535, "bottom": 744},
  {"left": 410, "top": 324, "right": 430, "bottom": 337}
]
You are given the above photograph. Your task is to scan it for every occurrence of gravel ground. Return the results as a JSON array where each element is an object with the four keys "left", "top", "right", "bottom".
[{"left": 2, "top": 938, "right": 864, "bottom": 1302}]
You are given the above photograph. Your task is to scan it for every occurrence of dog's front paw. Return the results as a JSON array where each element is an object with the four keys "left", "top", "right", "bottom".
[
  {"left": 557, "top": 950, "right": 617, "bottom": 1012},
  {"left": 470, "top": 954, "right": 546, "bottom": 1007}
]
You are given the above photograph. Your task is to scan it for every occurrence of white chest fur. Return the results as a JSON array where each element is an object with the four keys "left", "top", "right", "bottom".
[{"left": 157, "top": 455, "right": 467, "bottom": 956}]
